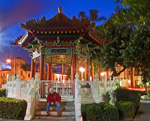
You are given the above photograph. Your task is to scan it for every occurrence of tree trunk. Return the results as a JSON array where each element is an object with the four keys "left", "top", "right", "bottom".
[
  {"left": 130, "top": 68, "right": 133, "bottom": 88},
  {"left": 144, "top": 83, "right": 147, "bottom": 92}
]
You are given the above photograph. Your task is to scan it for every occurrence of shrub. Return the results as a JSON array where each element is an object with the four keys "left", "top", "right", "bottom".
[
  {"left": 81, "top": 104, "right": 91, "bottom": 121},
  {"left": 0, "top": 88, "right": 6, "bottom": 97},
  {"left": 116, "top": 101, "right": 135, "bottom": 119},
  {"left": 115, "top": 88, "right": 140, "bottom": 107},
  {"left": 86, "top": 102, "right": 119, "bottom": 121},
  {"left": 0, "top": 97, "right": 27, "bottom": 120},
  {"left": 147, "top": 89, "right": 150, "bottom": 100}
]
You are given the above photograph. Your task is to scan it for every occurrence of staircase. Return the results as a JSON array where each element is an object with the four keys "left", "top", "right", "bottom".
[{"left": 34, "top": 98, "right": 75, "bottom": 121}]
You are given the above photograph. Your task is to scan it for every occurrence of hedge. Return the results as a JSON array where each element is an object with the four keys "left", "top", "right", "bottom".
[
  {"left": 147, "top": 89, "right": 150, "bottom": 100},
  {"left": 0, "top": 88, "right": 6, "bottom": 97},
  {"left": 86, "top": 102, "right": 119, "bottom": 121},
  {"left": 0, "top": 97, "right": 27, "bottom": 120},
  {"left": 81, "top": 104, "right": 92, "bottom": 121},
  {"left": 116, "top": 101, "right": 135, "bottom": 119},
  {"left": 114, "top": 88, "right": 140, "bottom": 107}
]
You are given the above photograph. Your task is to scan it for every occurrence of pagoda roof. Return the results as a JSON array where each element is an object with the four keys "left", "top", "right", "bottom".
[
  {"left": 11, "top": 7, "right": 107, "bottom": 47},
  {"left": 20, "top": 7, "right": 90, "bottom": 33}
]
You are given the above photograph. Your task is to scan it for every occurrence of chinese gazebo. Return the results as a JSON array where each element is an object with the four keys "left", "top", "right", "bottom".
[{"left": 11, "top": 7, "right": 105, "bottom": 82}]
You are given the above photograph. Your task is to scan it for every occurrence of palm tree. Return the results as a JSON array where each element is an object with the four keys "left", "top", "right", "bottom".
[
  {"left": 89, "top": 9, "right": 106, "bottom": 23},
  {"left": 78, "top": 11, "right": 86, "bottom": 21}
]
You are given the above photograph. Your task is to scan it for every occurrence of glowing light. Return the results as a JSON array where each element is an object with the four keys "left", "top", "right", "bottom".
[
  {"left": 128, "top": 88, "right": 146, "bottom": 91},
  {"left": 128, "top": 80, "right": 131, "bottom": 84},
  {"left": 120, "top": 81, "right": 122, "bottom": 86},
  {"left": 101, "top": 72, "right": 105, "bottom": 76},
  {"left": 79, "top": 67, "right": 85, "bottom": 81},
  {"left": 79, "top": 67, "right": 85, "bottom": 72},
  {"left": 6, "top": 59, "right": 11, "bottom": 63}
]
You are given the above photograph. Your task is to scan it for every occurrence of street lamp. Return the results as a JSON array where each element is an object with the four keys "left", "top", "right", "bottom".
[
  {"left": 79, "top": 67, "right": 85, "bottom": 81},
  {"left": 6, "top": 59, "right": 11, "bottom": 63},
  {"left": 101, "top": 72, "right": 105, "bottom": 76},
  {"left": 6, "top": 58, "right": 15, "bottom": 75}
]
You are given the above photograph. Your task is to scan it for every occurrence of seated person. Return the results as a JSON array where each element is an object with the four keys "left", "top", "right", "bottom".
[{"left": 46, "top": 88, "right": 61, "bottom": 117}]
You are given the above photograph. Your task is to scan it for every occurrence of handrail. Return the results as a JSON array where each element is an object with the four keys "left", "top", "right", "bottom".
[
  {"left": 6, "top": 73, "right": 39, "bottom": 120},
  {"left": 74, "top": 73, "right": 116, "bottom": 121}
]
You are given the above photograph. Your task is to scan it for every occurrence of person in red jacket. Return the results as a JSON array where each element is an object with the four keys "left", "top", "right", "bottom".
[{"left": 46, "top": 88, "right": 61, "bottom": 116}]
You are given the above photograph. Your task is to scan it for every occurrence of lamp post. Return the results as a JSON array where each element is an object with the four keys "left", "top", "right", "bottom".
[
  {"left": 79, "top": 67, "right": 85, "bottom": 81},
  {"left": 101, "top": 72, "right": 105, "bottom": 81}
]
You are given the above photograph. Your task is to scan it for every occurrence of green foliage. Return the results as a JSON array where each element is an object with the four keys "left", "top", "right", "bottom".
[
  {"left": 115, "top": 0, "right": 150, "bottom": 27},
  {"left": 94, "top": 0, "right": 150, "bottom": 84},
  {"left": 81, "top": 104, "right": 91, "bottom": 121},
  {"left": 0, "top": 97, "right": 27, "bottom": 120},
  {"left": 78, "top": 11, "right": 86, "bottom": 21},
  {"left": 86, "top": 102, "right": 119, "bottom": 121},
  {"left": 0, "top": 89, "right": 6, "bottom": 97},
  {"left": 147, "top": 90, "right": 150, "bottom": 100},
  {"left": 116, "top": 101, "right": 135, "bottom": 118},
  {"left": 115, "top": 88, "right": 140, "bottom": 107},
  {"left": 89, "top": 9, "right": 106, "bottom": 23},
  {"left": 93, "top": 15, "right": 131, "bottom": 76}
]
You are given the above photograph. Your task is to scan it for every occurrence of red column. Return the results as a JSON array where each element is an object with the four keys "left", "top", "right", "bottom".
[
  {"left": 85, "top": 59, "right": 90, "bottom": 81},
  {"left": 91, "top": 61, "right": 94, "bottom": 80},
  {"left": 34, "top": 61, "right": 36, "bottom": 76},
  {"left": 71, "top": 54, "right": 77, "bottom": 97},
  {"left": 31, "top": 59, "right": 35, "bottom": 77},
  {"left": 40, "top": 54, "right": 45, "bottom": 80},
  {"left": 40, "top": 54, "right": 45, "bottom": 98},
  {"left": 47, "top": 63, "right": 52, "bottom": 94},
  {"left": 47, "top": 63, "right": 52, "bottom": 80},
  {"left": 71, "top": 54, "right": 77, "bottom": 81}
]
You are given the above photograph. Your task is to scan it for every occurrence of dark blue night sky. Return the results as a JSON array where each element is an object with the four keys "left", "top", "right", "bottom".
[{"left": 0, "top": 0, "right": 116, "bottom": 69}]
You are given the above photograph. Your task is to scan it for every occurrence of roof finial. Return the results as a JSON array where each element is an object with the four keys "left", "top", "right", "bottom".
[{"left": 58, "top": 7, "right": 62, "bottom": 13}]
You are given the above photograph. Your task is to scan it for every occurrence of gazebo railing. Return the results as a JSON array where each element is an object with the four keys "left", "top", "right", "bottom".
[{"left": 40, "top": 79, "right": 73, "bottom": 98}]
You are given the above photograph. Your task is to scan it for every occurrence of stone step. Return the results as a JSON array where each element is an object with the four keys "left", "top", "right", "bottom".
[
  {"left": 37, "top": 101, "right": 75, "bottom": 110},
  {"left": 35, "top": 110, "right": 75, "bottom": 116},
  {"left": 39, "top": 98, "right": 74, "bottom": 102},
  {"left": 38, "top": 100, "right": 74, "bottom": 105},
  {"left": 36, "top": 105, "right": 75, "bottom": 111},
  {"left": 35, "top": 115, "right": 75, "bottom": 121},
  {"left": 34, "top": 99, "right": 75, "bottom": 120}
]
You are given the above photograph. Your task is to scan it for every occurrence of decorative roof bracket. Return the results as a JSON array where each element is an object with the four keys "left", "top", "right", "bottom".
[
  {"left": 73, "top": 36, "right": 83, "bottom": 46},
  {"left": 56, "top": 36, "right": 61, "bottom": 46}
]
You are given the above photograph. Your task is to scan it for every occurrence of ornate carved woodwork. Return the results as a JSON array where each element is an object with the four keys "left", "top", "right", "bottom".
[{"left": 45, "top": 48, "right": 72, "bottom": 55}]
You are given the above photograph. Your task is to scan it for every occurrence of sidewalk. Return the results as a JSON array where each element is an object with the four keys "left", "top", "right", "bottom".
[{"left": 134, "top": 101, "right": 150, "bottom": 121}]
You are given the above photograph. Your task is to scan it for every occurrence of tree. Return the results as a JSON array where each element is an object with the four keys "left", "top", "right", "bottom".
[
  {"left": 52, "top": 68, "right": 58, "bottom": 73},
  {"left": 66, "top": 66, "right": 71, "bottom": 79},
  {"left": 114, "top": 0, "right": 150, "bottom": 90},
  {"left": 89, "top": 9, "right": 106, "bottom": 23},
  {"left": 78, "top": 9, "right": 106, "bottom": 23},
  {"left": 78, "top": 11, "right": 86, "bottom": 21},
  {"left": 93, "top": 0, "right": 150, "bottom": 90},
  {"left": 92, "top": 10, "right": 134, "bottom": 77},
  {"left": 115, "top": 0, "right": 150, "bottom": 27}
]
